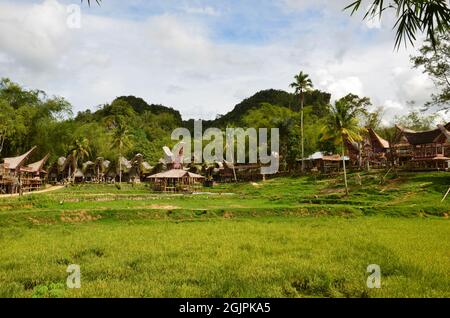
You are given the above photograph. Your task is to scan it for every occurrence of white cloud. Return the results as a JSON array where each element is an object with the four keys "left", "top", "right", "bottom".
[
  {"left": 365, "top": 16, "right": 382, "bottom": 29},
  {"left": 0, "top": 0, "right": 71, "bottom": 70},
  {"left": 281, "top": 0, "right": 349, "bottom": 11},
  {"left": 384, "top": 100, "right": 404, "bottom": 110},
  {"left": 184, "top": 6, "right": 220, "bottom": 17},
  {"left": 317, "top": 72, "right": 365, "bottom": 100},
  {"left": 382, "top": 100, "right": 405, "bottom": 125},
  {"left": 0, "top": 0, "right": 439, "bottom": 124}
]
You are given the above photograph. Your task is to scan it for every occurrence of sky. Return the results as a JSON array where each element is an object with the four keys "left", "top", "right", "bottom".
[{"left": 0, "top": 0, "right": 443, "bottom": 122}]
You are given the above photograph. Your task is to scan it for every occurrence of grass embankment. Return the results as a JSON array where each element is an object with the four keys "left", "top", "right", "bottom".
[{"left": 0, "top": 172, "right": 448, "bottom": 297}]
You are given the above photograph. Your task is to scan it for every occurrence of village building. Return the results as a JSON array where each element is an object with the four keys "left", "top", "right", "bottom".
[
  {"left": 148, "top": 169, "right": 204, "bottom": 192},
  {"left": 0, "top": 147, "right": 49, "bottom": 194},
  {"left": 365, "top": 128, "right": 390, "bottom": 166},
  {"left": 392, "top": 123, "right": 450, "bottom": 170},
  {"left": 303, "top": 152, "right": 350, "bottom": 174}
]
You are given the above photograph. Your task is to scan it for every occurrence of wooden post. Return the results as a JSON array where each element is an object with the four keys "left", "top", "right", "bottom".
[{"left": 441, "top": 187, "right": 450, "bottom": 202}]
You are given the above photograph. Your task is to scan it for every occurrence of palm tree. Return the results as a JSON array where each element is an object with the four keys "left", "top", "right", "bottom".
[
  {"left": 111, "top": 122, "right": 132, "bottom": 186},
  {"left": 321, "top": 99, "right": 366, "bottom": 196},
  {"left": 68, "top": 138, "right": 90, "bottom": 182},
  {"left": 83, "top": 0, "right": 101, "bottom": 6},
  {"left": 290, "top": 71, "right": 313, "bottom": 173},
  {"left": 345, "top": 0, "right": 450, "bottom": 50}
]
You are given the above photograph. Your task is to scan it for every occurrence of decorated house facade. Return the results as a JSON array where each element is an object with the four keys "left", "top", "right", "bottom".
[{"left": 392, "top": 123, "right": 450, "bottom": 170}]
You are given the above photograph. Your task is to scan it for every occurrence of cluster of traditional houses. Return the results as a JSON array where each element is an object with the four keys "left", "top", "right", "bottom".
[
  {"left": 47, "top": 154, "right": 154, "bottom": 184},
  {"left": 1, "top": 122, "right": 449, "bottom": 194},
  {"left": 0, "top": 147, "right": 160, "bottom": 194},
  {"left": 305, "top": 123, "right": 450, "bottom": 173},
  {"left": 0, "top": 147, "right": 262, "bottom": 195}
]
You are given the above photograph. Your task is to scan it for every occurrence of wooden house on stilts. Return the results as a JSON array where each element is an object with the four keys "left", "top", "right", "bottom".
[
  {"left": 393, "top": 123, "right": 450, "bottom": 170},
  {"left": 0, "top": 147, "right": 49, "bottom": 194}
]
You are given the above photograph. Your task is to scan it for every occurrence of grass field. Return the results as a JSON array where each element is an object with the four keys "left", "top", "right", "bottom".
[{"left": 0, "top": 171, "right": 449, "bottom": 298}]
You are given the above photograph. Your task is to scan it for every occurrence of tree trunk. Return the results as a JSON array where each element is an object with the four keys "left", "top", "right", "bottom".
[
  {"left": 72, "top": 158, "right": 77, "bottom": 184},
  {"left": 358, "top": 143, "right": 363, "bottom": 169},
  {"left": 232, "top": 165, "right": 237, "bottom": 183},
  {"left": 0, "top": 133, "right": 5, "bottom": 156},
  {"left": 342, "top": 140, "right": 349, "bottom": 196},
  {"left": 300, "top": 92, "right": 305, "bottom": 173},
  {"left": 119, "top": 154, "right": 122, "bottom": 185}
]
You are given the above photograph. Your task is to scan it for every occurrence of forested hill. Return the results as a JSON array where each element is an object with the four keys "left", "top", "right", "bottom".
[
  {"left": 0, "top": 78, "right": 333, "bottom": 166},
  {"left": 183, "top": 89, "right": 331, "bottom": 130},
  {"left": 76, "top": 95, "right": 183, "bottom": 126}
]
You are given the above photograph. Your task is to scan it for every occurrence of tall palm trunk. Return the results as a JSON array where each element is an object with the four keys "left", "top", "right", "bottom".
[
  {"left": 300, "top": 92, "right": 305, "bottom": 173},
  {"left": 232, "top": 165, "right": 237, "bottom": 183},
  {"left": 342, "top": 140, "right": 349, "bottom": 196},
  {"left": 72, "top": 158, "right": 77, "bottom": 182},
  {"left": 119, "top": 152, "right": 122, "bottom": 185},
  {"left": 0, "top": 131, "right": 5, "bottom": 156}
]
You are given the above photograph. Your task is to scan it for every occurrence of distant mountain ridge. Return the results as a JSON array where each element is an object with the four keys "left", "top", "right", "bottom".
[
  {"left": 183, "top": 89, "right": 331, "bottom": 130},
  {"left": 76, "top": 89, "right": 331, "bottom": 130}
]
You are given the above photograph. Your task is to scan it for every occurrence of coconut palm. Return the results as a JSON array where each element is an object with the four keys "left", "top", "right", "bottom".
[
  {"left": 321, "top": 99, "right": 366, "bottom": 196},
  {"left": 290, "top": 71, "right": 313, "bottom": 173},
  {"left": 111, "top": 122, "right": 132, "bottom": 185},
  {"left": 68, "top": 138, "right": 90, "bottom": 182},
  {"left": 345, "top": 0, "right": 450, "bottom": 50}
]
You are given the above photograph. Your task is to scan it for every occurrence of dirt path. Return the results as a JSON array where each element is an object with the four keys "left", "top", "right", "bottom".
[{"left": 0, "top": 185, "right": 64, "bottom": 199}]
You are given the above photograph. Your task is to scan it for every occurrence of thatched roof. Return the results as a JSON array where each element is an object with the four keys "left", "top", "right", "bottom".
[
  {"left": 57, "top": 156, "right": 66, "bottom": 167},
  {"left": 74, "top": 169, "right": 84, "bottom": 178},
  {"left": 396, "top": 123, "right": 450, "bottom": 145},
  {"left": 2, "top": 146, "right": 36, "bottom": 170},
  {"left": 141, "top": 161, "right": 153, "bottom": 172},
  {"left": 412, "top": 155, "right": 450, "bottom": 161},
  {"left": 58, "top": 155, "right": 74, "bottom": 170},
  {"left": 148, "top": 169, "right": 204, "bottom": 179},
  {"left": 345, "top": 141, "right": 360, "bottom": 153},
  {"left": 103, "top": 160, "right": 111, "bottom": 170},
  {"left": 437, "top": 125, "right": 450, "bottom": 143},
  {"left": 368, "top": 128, "right": 389, "bottom": 149},
  {"left": 304, "top": 152, "right": 350, "bottom": 162},
  {"left": 24, "top": 154, "right": 49, "bottom": 173},
  {"left": 82, "top": 161, "right": 95, "bottom": 173},
  {"left": 119, "top": 156, "right": 132, "bottom": 170},
  {"left": 83, "top": 161, "right": 94, "bottom": 168},
  {"left": 322, "top": 155, "right": 349, "bottom": 162}
]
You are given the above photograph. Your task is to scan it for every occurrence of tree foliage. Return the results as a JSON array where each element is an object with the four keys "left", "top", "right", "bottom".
[
  {"left": 321, "top": 94, "right": 368, "bottom": 195},
  {"left": 411, "top": 33, "right": 450, "bottom": 110},
  {"left": 0, "top": 79, "right": 181, "bottom": 166},
  {"left": 345, "top": 0, "right": 450, "bottom": 49},
  {"left": 394, "top": 110, "right": 441, "bottom": 130},
  {"left": 1, "top": 78, "right": 405, "bottom": 175},
  {"left": 203, "top": 89, "right": 331, "bottom": 130},
  {"left": 290, "top": 72, "right": 314, "bottom": 96},
  {"left": 0, "top": 78, "right": 72, "bottom": 159},
  {"left": 321, "top": 94, "right": 369, "bottom": 146},
  {"left": 359, "top": 106, "right": 385, "bottom": 130}
]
